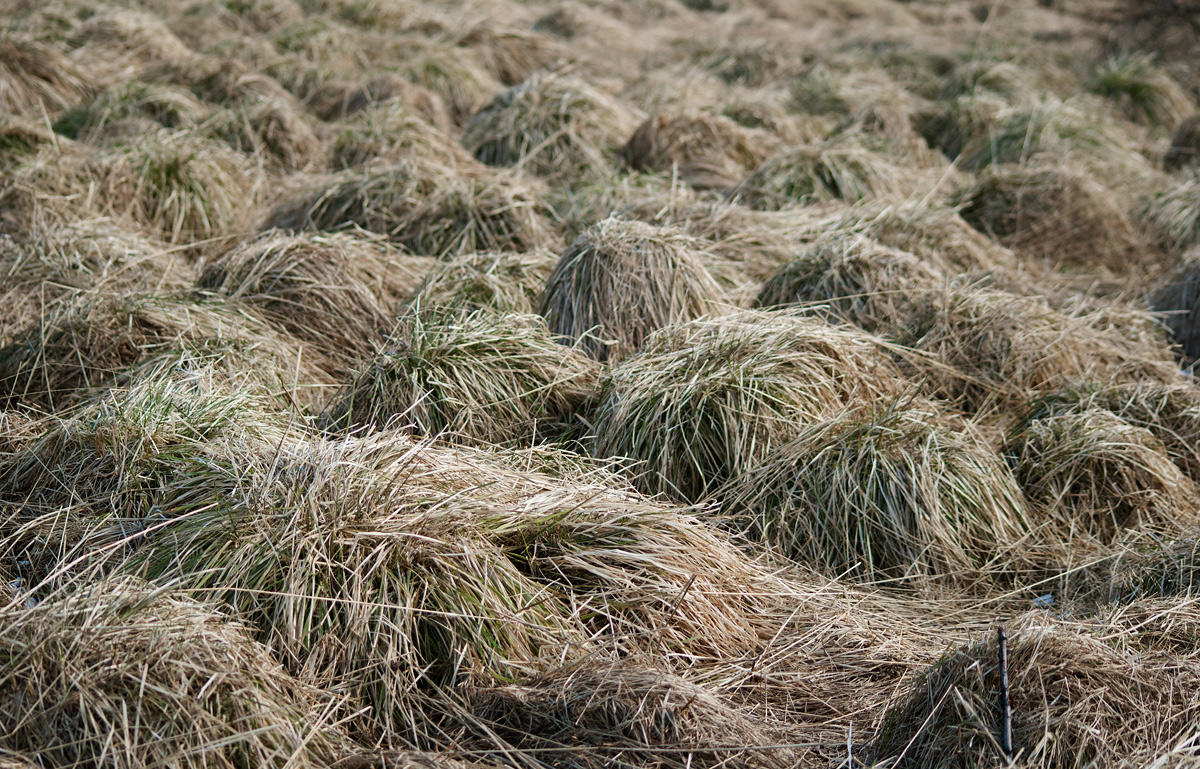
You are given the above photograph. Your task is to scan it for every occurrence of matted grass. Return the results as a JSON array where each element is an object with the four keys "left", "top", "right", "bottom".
[
  {"left": 1004, "top": 409, "right": 1200, "bottom": 548},
  {"left": 620, "top": 110, "right": 775, "bottom": 189},
  {"left": 51, "top": 81, "right": 209, "bottom": 143},
  {"left": 469, "top": 660, "right": 795, "bottom": 769},
  {"left": 732, "top": 142, "right": 905, "bottom": 210},
  {"left": 754, "top": 236, "right": 944, "bottom": 333},
  {"left": 590, "top": 310, "right": 904, "bottom": 501},
  {"left": 955, "top": 162, "right": 1155, "bottom": 276},
  {"left": 198, "top": 229, "right": 430, "bottom": 370},
  {"left": 328, "top": 101, "right": 468, "bottom": 170},
  {"left": 463, "top": 69, "right": 640, "bottom": 184},
  {"left": 1164, "top": 113, "right": 1200, "bottom": 172},
  {"left": 720, "top": 402, "right": 1033, "bottom": 586},
  {"left": 0, "top": 34, "right": 94, "bottom": 115},
  {"left": 407, "top": 249, "right": 556, "bottom": 315},
  {"left": 0, "top": 578, "right": 346, "bottom": 769},
  {"left": 872, "top": 620, "right": 1200, "bottom": 768},
  {"left": 0, "top": 290, "right": 338, "bottom": 412},
  {"left": 321, "top": 310, "right": 599, "bottom": 446},
  {"left": 539, "top": 216, "right": 725, "bottom": 362},
  {"left": 1086, "top": 51, "right": 1195, "bottom": 128},
  {"left": 1144, "top": 174, "right": 1200, "bottom": 252},
  {"left": 267, "top": 159, "right": 557, "bottom": 259}
]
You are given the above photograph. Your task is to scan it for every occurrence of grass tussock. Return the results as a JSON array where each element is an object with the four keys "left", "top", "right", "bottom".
[
  {"left": 1086, "top": 52, "right": 1195, "bottom": 127},
  {"left": 1164, "top": 113, "right": 1200, "bottom": 172},
  {"left": 890, "top": 285, "right": 1180, "bottom": 415},
  {"left": 469, "top": 660, "right": 795, "bottom": 769},
  {"left": 872, "top": 621, "right": 1200, "bottom": 768},
  {"left": 0, "top": 34, "right": 94, "bottom": 115},
  {"left": 267, "top": 160, "right": 556, "bottom": 259},
  {"left": 754, "top": 236, "right": 945, "bottom": 333},
  {"left": 1004, "top": 409, "right": 1200, "bottom": 548},
  {"left": 721, "top": 402, "right": 1033, "bottom": 586},
  {"left": 620, "top": 110, "right": 775, "bottom": 189},
  {"left": 0, "top": 579, "right": 344, "bottom": 769},
  {"left": 321, "top": 310, "right": 599, "bottom": 445},
  {"left": 463, "top": 69, "right": 640, "bottom": 184},
  {"left": 732, "top": 142, "right": 905, "bottom": 210},
  {"left": 209, "top": 95, "right": 325, "bottom": 171},
  {"left": 539, "top": 216, "right": 725, "bottom": 362},
  {"left": 52, "top": 82, "right": 209, "bottom": 143},
  {"left": 0, "top": 291, "right": 337, "bottom": 412},
  {"left": 1105, "top": 537, "right": 1200, "bottom": 602},
  {"left": 955, "top": 163, "right": 1155, "bottom": 275},
  {"left": 1143, "top": 174, "right": 1200, "bottom": 252},
  {"left": 3, "top": 131, "right": 263, "bottom": 247},
  {"left": 198, "top": 229, "right": 430, "bottom": 370},
  {"left": 314, "top": 73, "right": 452, "bottom": 128},
  {"left": 590, "top": 310, "right": 904, "bottom": 501},
  {"left": 455, "top": 24, "right": 567, "bottom": 87},
  {"left": 408, "top": 249, "right": 555, "bottom": 315}
]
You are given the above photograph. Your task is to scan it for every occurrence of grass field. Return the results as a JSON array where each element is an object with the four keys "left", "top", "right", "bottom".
[{"left": 2, "top": 0, "right": 1200, "bottom": 766}]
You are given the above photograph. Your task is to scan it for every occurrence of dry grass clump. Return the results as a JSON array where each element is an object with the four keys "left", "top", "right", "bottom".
[
  {"left": 1164, "top": 113, "right": 1200, "bottom": 172},
  {"left": 1025, "top": 380, "right": 1200, "bottom": 484},
  {"left": 1105, "top": 537, "right": 1200, "bottom": 601},
  {"left": 871, "top": 621, "right": 1200, "bottom": 768},
  {"left": 313, "top": 73, "right": 452, "bottom": 127},
  {"left": 590, "top": 310, "right": 904, "bottom": 501},
  {"left": 0, "top": 290, "right": 337, "bottom": 412},
  {"left": 469, "top": 660, "right": 795, "bottom": 769},
  {"left": 209, "top": 95, "right": 325, "bottom": 170},
  {"left": 890, "top": 285, "right": 1180, "bottom": 415},
  {"left": 1086, "top": 51, "right": 1195, "bottom": 127},
  {"left": 119, "top": 431, "right": 790, "bottom": 736},
  {"left": 539, "top": 217, "right": 725, "bottom": 362},
  {"left": 267, "top": 160, "right": 556, "bottom": 259},
  {"left": 399, "top": 43, "right": 503, "bottom": 126},
  {"left": 955, "top": 163, "right": 1154, "bottom": 275},
  {"left": 3, "top": 131, "right": 263, "bottom": 247},
  {"left": 408, "top": 250, "right": 555, "bottom": 315},
  {"left": 454, "top": 24, "right": 567, "bottom": 87},
  {"left": 1005, "top": 410, "right": 1200, "bottom": 548},
  {"left": 0, "top": 220, "right": 191, "bottom": 339},
  {"left": 463, "top": 69, "right": 640, "bottom": 184},
  {"left": 198, "top": 229, "right": 428, "bottom": 370},
  {"left": 1151, "top": 246, "right": 1200, "bottom": 360},
  {"left": 721, "top": 402, "right": 1033, "bottom": 585},
  {"left": 1144, "top": 174, "right": 1200, "bottom": 252},
  {"left": 70, "top": 9, "right": 194, "bottom": 74},
  {"left": 956, "top": 98, "right": 1131, "bottom": 172},
  {"left": 0, "top": 34, "right": 94, "bottom": 115},
  {"left": 328, "top": 101, "right": 466, "bottom": 169},
  {"left": 620, "top": 111, "right": 775, "bottom": 189},
  {"left": 754, "top": 237, "right": 944, "bottom": 332},
  {"left": 732, "top": 142, "right": 904, "bottom": 210},
  {"left": 0, "top": 579, "right": 343, "bottom": 769},
  {"left": 52, "top": 82, "right": 209, "bottom": 143},
  {"left": 830, "top": 199, "right": 1021, "bottom": 274},
  {"left": 321, "top": 310, "right": 599, "bottom": 445}
]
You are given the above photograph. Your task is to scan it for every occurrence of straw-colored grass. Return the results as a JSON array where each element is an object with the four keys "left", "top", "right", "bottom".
[
  {"left": 314, "top": 73, "right": 452, "bottom": 128},
  {"left": 469, "top": 660, "right": 796, "bottom": 769},
  {"left": 208, "top": 95, "right": 325, "bottom": 170},
  {"left": 957, "top": 98, "right": 1133, "bottom": 172},
  {"left": 0, "top": 34, "right": 94, "bottom": 115},
  {"left": 955, "top": 163, "right": 1155, "bottom": 275},
  {"left": 1151, "top": 246, "right": 1200, "bottom": 361},
  {"left": 321, "top": 310, "right": 599, "bottom": 445},
  {"left": 1004, "top": 409, "right": 1200, "bottom": 548},
  {"left": 70, "top": 9, "right": 194, "bottom": 74},
  {"left": 620, "top": 110, "right": 775, "bottom": 189},
  {"left": 721, "top": 402, "right": 1033, "bottom": 585},
  {"left": 329, "top": 104, "right": 467, "bottom": 170},
  {"left": 52, "top": 82, "right": 209, "bottom": 143},
  {"left": 0, "top": 578, "right": 345, "bottom": 769},
  {"left": 754, "top": 236, "right": 944, "bottom": 333},
  {"left": 1105, "top": 538, "right": 1200, "bottom": 602},
  {"left": 198, "top": 229, "right": 430, "bottom": 370},
  {"left": 1087, "top": 51, "right": 1195, "bottom": 127},
  {"left": 1164, "top": 113, "right": 1200, "bottom": 172},
  {"left": 267, "top": 159, "right": 556, "bottom": 259},
  {"left": 1144, "top": 174, "right": 1200, "bottom": 252},
  {"left": 1026, "top": 380, "right": 1200, "bottom": 485},
  {"left": 398, "top": 43, "right": 502, "bottom": 125},
  {"left": 539, "top": 216, "right": 725, "bottom": 362},
  {"left": 590, "top": 310, "right": 904, "bottom": 501},
  {"left": 408, "top": 249, "right": 556, "bottom": 315},
  {"left": 732, "top": 142, "right": 905, "bottom": 210},
  {"left": 463, "top": 69, "right": 640, "bottom": 184},
  {"left": 872, "top": 620, "right": 1200, "bottom": 768},
  {"left": 890, "top": 284, "right": 1180, "bottom": 415},
  {"left": 2, "top": 131, "right": 263, "bottom": 247},
  {"left": 0, "top": 290, "right": 338, "bottom": 412}
]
